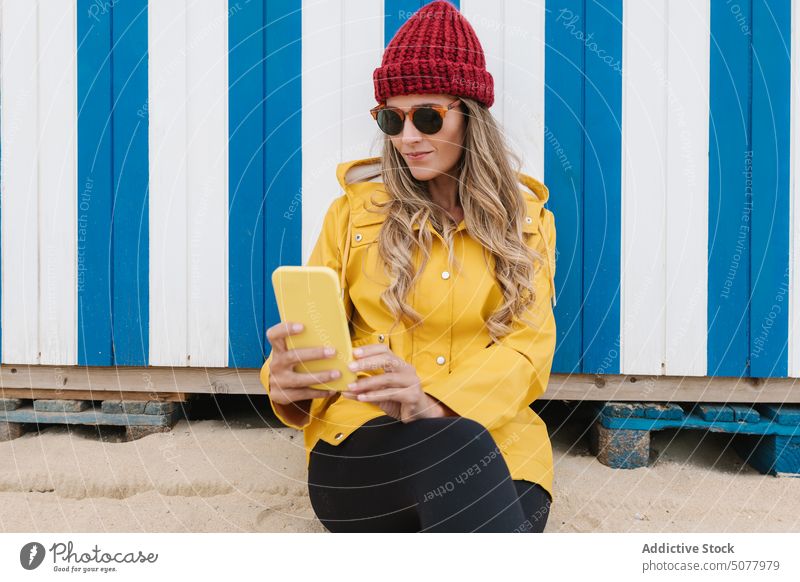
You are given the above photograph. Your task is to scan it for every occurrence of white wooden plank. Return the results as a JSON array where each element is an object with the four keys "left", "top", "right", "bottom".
[
  {"left": 790, "top": 0, "right": 800, "bottom": 376},
  {"left": 664, "top": 0, "right": 709, "bottom": 376},
  {"left": 37, "top": 0, "right": 77, "bottom": 365},
  {"left": 461, "top": 0, "right": 505, "bottom": 125},
  {"left": 341, "top": 0, "right": 383, "bottom": 160},
  {"left": 148, "top": 0, "right": 188, "bottom": 366},
  {"left": 186, "top": 0, "right": 228, "bottom": 367},
  {"left": 620, "top": 0, "right": 668, "bottom": 375},
  {"left": 503, "top": 0, "right": 545, "bottom": 179},
  {"left": 301, "top": 0, "right": 343, "bottom": 262},
  {"left": 1, "top": 0, "right": 40, "bottom": 364}
]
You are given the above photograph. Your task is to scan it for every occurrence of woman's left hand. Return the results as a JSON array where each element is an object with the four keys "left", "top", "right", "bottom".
[{"left": 342, "top": 343, "right": 452, "bottom": 423}]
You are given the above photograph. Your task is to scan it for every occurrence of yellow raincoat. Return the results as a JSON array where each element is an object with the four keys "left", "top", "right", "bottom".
[{"left": 260, "top": 156, "right": 558, "bottom": 500}]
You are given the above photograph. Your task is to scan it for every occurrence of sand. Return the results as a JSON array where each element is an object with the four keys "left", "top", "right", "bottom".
[{"left": 1, "top": 399, "right": 798, "bottom": 532}]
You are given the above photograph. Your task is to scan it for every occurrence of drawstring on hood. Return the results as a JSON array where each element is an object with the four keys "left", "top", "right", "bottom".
[
  {"left": 341, "top": 219, "right": 352, "bottom": 302},
  {"left": 517, "top": 168, "right": 557, "bottom": 309},
  {"left": 537, "top": 220, "right": 557, "bottom": 308}
]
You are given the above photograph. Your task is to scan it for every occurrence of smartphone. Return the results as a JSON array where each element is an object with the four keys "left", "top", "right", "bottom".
[{"left": 271, "top": 265, "right": 356, "bottom": 392}]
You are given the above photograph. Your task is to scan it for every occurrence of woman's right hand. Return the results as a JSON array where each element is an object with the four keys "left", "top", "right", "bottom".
[{"left": 266, "top": 321, "right": 341, "bottom": 405}]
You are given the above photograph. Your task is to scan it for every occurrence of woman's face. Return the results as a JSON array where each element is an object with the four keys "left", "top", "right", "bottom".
[{"left": 385, "top": 93, "right": 466, "bottom": 181}]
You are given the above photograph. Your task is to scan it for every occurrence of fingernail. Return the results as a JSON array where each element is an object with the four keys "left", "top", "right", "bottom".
[
  {"left": 347, "top": 362, "right": 358, "bottom": 371},
  {"left": 353, "top": 347, "right": 362, "bottom": 356},
  {"left": 347, "top": 382, "right": 356, "bottom": 389},
  {"left": 331, "top": 370, "right": 340, "bottom": 378},
  {"left": 292, "top": 323, "right": 303, "bottom": 332},
  {"left": 324, "top": 347, "right": 335, "bottom": 356}
]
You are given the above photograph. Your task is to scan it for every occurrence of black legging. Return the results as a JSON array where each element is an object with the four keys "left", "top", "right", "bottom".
[{"left": 308, "top": 414, "right": 552, "bottom": 532}]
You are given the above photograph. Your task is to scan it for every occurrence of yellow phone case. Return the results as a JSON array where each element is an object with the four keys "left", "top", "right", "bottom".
[{"left": 271, "top": 265, "right": 356, "bottom": 392}]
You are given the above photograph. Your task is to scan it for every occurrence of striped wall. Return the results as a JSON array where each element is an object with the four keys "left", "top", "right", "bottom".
[
  {"left": 0, "top": 0, "right": 796, "bottom": 379},
  {"left": 707, "top": 0, "right": 793, "bottom": 378},
  {"left": 545, "top": 0, "right": 623, "bottom": 375},
  {"left": 228, "top": 0, "right": 302, "bottom": 368},
  {"left": 621, "top": 0, "right": 709, "bottom": 378},
  {"left": 792, "top": 0, "right": 800, "bottom": 377},
  {"left": 3, "top": 0, "right": 78, "bottom": 365},
  {"left": 76, "top": 0, "right": 150, "bottom": 366},
  {"left": 149, "top": 0, "right": 229, "bottom": 367},
  {"left": 749, "top": 0, "right": 792, "bottom": 378}
]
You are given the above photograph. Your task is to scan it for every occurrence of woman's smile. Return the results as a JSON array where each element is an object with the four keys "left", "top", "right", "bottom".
[{"left": 406, "top": 151, "right": 432, "bottom": 161}]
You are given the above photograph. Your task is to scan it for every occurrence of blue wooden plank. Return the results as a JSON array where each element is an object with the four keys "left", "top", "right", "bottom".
[
  {"left": 581, "top": 0, "right": 622, "bottom": 375},
  {"left": 0, "top": 408, "right": 176, "bottom": 427},
  {"left": 734, "top": 434, "right": 800, "bottom": 476},
  {"left": 643, "top": 403, "right": 684, "bottom": 420},
  {"left": 0, "top": 399, "right": 23, "bottom": 411},
  {"left": 599, "top": 402, "right": 648, "bottom": 418},
  {"left": 755, "top": 404, "right": 800, "bottom": 426},
  {"left": 545, "top": 0, "right": 585, "bottom": 374},
  {"left": 77, "top": 2, "right": 114, "bottom": 365},
  {"left": 0, "top": 49, "right": 2, "bottom": 363},
  {"left": 696, "top": 403, "right": 735, "bottom": 422},
  {"left": 111, "top": 0, "right": 149, "bottom": 365},
  {"left": 264, "top": 1, "right": 303, "bottom": 368},
  {"left": 600, "top": 413, "right": 800, "bottom": 436},
  {"left": 101, "top": 401, "right": 147, "bottom": 414},
  {"left": 385, "top": 1, "right": 423, "bottom": 44},
  {"left": 707, "top": 0, "right": 752, "bottom": 377},
  {"left": 749, "top": 0, "right": 791, "bottom": 377},
  {"left": 229, "top": 0, "right": 266, "bottom": 367},
  {"left": 33, "top": 400, "right": 89, "bottom": 413},
  {"left": 0, "top": 44, "right": 2, "bottom": 363},
  {"left": 729, "top": 404, "right": 760, "bottom": 423},
  {"left": 597, "top": 402, "right": 684, "bottom": 421}
]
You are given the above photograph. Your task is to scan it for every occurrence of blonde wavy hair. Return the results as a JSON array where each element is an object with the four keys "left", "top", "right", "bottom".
[{"left": 369, "top": 97, "right": 545, "bottom": 343}]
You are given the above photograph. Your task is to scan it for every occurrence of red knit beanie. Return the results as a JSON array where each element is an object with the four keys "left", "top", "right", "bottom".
[{"left": 373, "top": 0, "right": 494, "bottom": 108}]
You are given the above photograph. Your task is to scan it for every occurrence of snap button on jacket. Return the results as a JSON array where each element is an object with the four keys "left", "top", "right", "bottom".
[{"left": 261, "top": 156, "right": 558, "bottom": 500}]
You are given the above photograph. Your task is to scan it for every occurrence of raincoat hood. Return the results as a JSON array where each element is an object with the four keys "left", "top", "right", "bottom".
[{"left": 334, "top": 156, "right": 556, "bottom": 307}]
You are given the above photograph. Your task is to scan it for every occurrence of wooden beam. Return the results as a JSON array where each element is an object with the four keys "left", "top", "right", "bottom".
[
  {"left": 543, "top": 373, "right": 800, "bottom": 404},
  {"left": 2, "top": 365, "right": 799, "bottom": 403},
  {"left": 0, "top": 365, "right": 255, "bottom": 395},
  {"left": 0, "top": 389, "right": 186, "bottom": 402}
]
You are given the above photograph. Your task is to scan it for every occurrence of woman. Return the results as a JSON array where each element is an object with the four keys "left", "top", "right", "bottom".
[{"left": 261, "top": 0, "right": 557, "bottom": 532}]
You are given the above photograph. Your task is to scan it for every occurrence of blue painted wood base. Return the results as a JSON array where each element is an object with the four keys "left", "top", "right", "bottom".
[
  {"left": 733, "top": 435, "right": 800, "bottom": 477},
  {"left": 0, "top": 399, "right": 186, "bottom": 442},
  {"left": 592, "top": 402, "right": 800, "bottom": 476},
  {"left": 590, "top": 422, "right": 650, "bottom": 469}
]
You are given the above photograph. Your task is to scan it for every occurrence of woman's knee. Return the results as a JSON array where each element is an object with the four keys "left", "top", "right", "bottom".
[{"left": 415, "top": 415, "right": 499, "bottom": 459}]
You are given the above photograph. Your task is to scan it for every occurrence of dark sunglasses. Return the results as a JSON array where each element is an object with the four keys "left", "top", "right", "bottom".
[{"left": 369, "top": 98, "right": 462, "bottom": 135}]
